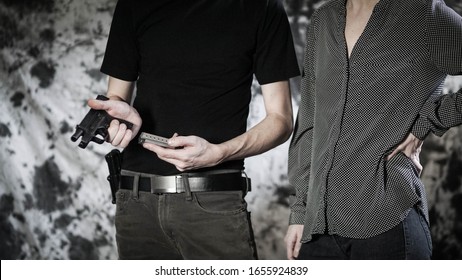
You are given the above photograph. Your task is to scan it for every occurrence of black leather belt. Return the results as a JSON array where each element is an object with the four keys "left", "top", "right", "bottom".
[{"left": 120, "top": 172, "right": 250, "bottom": 193}]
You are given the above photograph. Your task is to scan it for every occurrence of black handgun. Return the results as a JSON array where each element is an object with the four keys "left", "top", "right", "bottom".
[
  {"left": 71, "top": 95, "right": 133, "bottom": 149},
  {"left": 105, "top": 149, "right": 122, "bottom": 204}
]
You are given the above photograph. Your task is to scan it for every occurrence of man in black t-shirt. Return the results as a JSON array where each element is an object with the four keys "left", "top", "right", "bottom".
[{"left": 88, "top": 0, "right": 300, "bottom": 259}]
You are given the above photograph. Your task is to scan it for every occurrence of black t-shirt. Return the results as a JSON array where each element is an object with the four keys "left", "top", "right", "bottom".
[{"left": 101, "top": 0, "right": 300, "bottom": 175}]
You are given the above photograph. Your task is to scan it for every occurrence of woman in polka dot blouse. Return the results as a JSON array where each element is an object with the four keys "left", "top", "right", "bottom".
[{"left": 285, "top": 0, "right": 462, "bottom": 260}]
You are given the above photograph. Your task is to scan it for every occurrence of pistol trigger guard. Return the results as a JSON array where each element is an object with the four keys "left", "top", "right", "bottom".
[
  {"left": 92, "top": 135, "right": 106, "bottom": 144},
  {"left": 96, "top": 128, "right": 109, "bottom": 142}
]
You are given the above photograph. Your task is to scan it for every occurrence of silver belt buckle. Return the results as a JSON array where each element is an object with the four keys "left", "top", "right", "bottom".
[{"left": 150, "top": 175, "right": 181, "bottom": 193}]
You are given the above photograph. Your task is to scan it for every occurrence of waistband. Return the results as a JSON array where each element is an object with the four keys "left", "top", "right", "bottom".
[{"left": 119, "top": 169, "right": 251, "bottom": 194}]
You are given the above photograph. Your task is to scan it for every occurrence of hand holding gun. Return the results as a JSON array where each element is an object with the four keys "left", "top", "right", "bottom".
[{"left": 71, "top": 95, "right": 133, "bottom": 149}]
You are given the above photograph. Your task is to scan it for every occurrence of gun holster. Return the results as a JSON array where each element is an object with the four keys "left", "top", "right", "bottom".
[{"left": 105, "top": 149, "right": 122, "bottom": 204}]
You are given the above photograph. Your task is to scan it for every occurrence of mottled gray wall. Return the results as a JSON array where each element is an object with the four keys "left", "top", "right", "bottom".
[{"left": 0, "top": 0, "right": 461, "bottom": 260}]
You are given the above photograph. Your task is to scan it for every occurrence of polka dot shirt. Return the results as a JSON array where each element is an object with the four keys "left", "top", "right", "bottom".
[{"left": 288, "top": 0, "right": 462, "bottom": 242}]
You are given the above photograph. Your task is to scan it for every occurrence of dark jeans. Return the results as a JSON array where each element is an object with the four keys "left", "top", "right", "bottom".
[
  {"left": 114, "top": 189, "right": 258, "bottom": 260},
  {"left": 298, "top": 207, "right": 432, "bottom": 260}
]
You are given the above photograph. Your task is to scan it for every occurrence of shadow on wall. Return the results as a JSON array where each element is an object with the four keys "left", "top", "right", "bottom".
[{"left": 0, "top": 0, "right": 461, "bottom": 260}]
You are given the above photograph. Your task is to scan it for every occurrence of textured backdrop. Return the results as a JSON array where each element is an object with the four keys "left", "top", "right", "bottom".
[{"left": 1, "top": 0, "right": 461, "bottom": 260}]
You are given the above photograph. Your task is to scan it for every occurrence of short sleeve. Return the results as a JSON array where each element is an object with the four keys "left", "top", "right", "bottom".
[
  {"left": 100, "top": 0, "right": 139, "bottom": 81},
  {"left": 253, "top": 0, "right": 300, "bottom": 85}
]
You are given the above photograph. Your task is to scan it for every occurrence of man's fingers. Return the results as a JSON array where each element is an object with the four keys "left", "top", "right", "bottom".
[
  {"left": 106, "top": 120, "right": 132, "bottom": 148},
  {"left": 119, "top": 130, "right": 133, "bottom": 148},
  {"left": 88, "top": 99, "right": 125, "bottom": 119},
  {"left": 168, "top": 135, "right": 192, "bottom": 147},
  {"left": 107, "top": 119, "right": 120, "bottom": 142},
  {"left": 111, "top": 123, "right": 127, "bottom": 146},
  {"left": 87, "top": 99, "right": 108, "bottom": 110}
]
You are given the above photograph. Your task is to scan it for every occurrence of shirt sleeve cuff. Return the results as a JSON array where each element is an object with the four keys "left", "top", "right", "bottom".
[
  {"left": 289, "top": 207, "right": 305, "bottom": 225},
  {"left": 410, "top": 115, "right": 431, "bottom": 140}
]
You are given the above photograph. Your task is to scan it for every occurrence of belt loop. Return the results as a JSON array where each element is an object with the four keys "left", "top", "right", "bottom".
[
  {"left": 182, "top": 174, "right": 192, "bottom": 201},
  {"left": 132, "top": 173, "right": 140, "bottom": 199}
]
